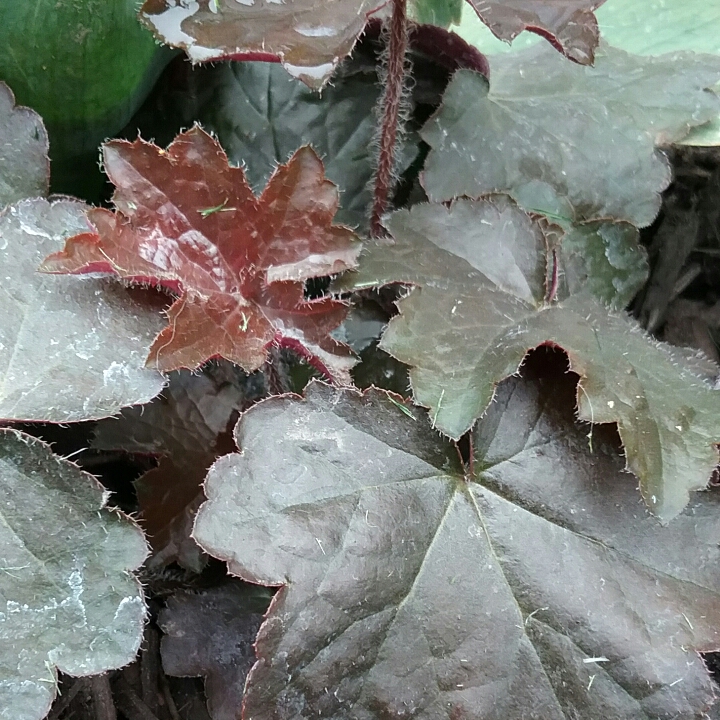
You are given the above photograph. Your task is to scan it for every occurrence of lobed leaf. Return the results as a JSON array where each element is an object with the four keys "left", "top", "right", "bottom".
[
  {"left": 41, "top": 127, "right": 360, "bottom": 383},
  {"left": 0, "top": 83, "right": 48, "bottom": 210},
  {"left": 464, "top": 0, "right": 607, "bottom": 64},
  {"left": 421, "top": 45, "right": 720, "bottom": 227},
  {"left": 139, "top": 0, "right": 383, "bottom": 90},
  {"left": 336, "top": 197, "right": 720, "bottom": 519},
  {"left": 0, "top": 198, "right": 165, "bottom": 423},
  {"left": 0, "top": 429, "right": 148, "bottom": 720},
  {"left": 193, "top": 373, "right": 720, "bottom": 719}
]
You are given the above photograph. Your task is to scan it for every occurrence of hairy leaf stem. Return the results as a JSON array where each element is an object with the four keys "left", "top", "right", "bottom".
[{"left": 370, "top": 0, "right": 409, "bottom": 238}]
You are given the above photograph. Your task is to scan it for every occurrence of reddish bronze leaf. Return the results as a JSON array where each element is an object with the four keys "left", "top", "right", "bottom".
[
  {"left": 465, "top": 0, "right": 607, "bottom": 64},
  {"left": 139, "top": 0, "right": 385, "bottom": 89},
  {"left": 42, "top": 127, "right": 360, "bottom": 382}
]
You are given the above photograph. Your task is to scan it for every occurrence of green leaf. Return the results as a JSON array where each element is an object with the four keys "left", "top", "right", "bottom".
[
  {"left": 0, "top": 83, "right": 48, "bottom": 210},
  {"left": 198, "top": 60, "right": 394, "bottom": 230},
  {"left": 560, "top": 221, "right": 648, "bottom": 310},
  {"left": 421, "top": 45, "right": 720, "bottom": 226},
  {"left": 193, "top": 375, "right": 720, "bottom": 719},
  {"left": 453, "top": 0, "right": 720, "bottom": 147},
  {"left": 0, "top": 0, "right": 170, "bottom": 196},
  {"left": 336, "top": 197, "right": 720, "bottom": 519},
  {"left": 0, "top": 0, "right": 167, "bottom": 151},
  {"left": 0, "top": 198, "right": 165, "bottom": 422},
  {"left": 0, "top": 429, "right": 148, "bottom": 720},
  {"left": 410, "top": 0, "right": 462, "bottom": 28}
]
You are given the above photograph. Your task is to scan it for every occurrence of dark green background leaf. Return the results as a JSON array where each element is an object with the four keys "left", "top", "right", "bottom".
[{"left": 198, "top": 61, "right": 384, "bottom": 231}]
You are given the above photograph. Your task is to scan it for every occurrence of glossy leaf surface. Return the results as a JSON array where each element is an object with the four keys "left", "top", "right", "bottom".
[
  {"left": 159, "top": 582, "right": 271, "bottom": 720},
  {"left": 464, "top": 0, "right": 606, "bottom": 63},
  {"left": 422, "top": 45, "right": 720, "bottom": 226},
  {"left": 0, "top": 429, "right": 148, "bottom": 720},
  {"left": 193, "top": 374, "right": 720, "bottom": 719},
  {"left": 0, "top": 83, "right": 48, "bottom": 209},
  {"left": 139, "top": 0, "right": 382, "bottom": 89},
  {"left": 42, "top": 127, "right": 360, "bottom": 382},
  {"left": 337, "top": 197, "right": 720, "bottom": 519},
  {"left": 0, "top": 199, "right": 165, "bottom": 423}
]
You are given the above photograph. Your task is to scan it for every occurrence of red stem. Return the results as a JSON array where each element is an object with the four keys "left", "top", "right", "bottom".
[
  {"left": 547, "top": 248, "right": 559, "bottom": 303},
  {"left": 370, "top": 0, "right": 409, "bottom": 238}
]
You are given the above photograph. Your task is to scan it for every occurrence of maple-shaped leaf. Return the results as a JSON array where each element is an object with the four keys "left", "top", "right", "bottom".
[
  {"left": 0, "top": 429, "right": 148, "bottom": 720},
  {"left": 193, "top": 371, "right": 720, "bottom": 720},
  {"left": 139, "top": 0, "right": 384, "bottom": 90},
  {"left": 0, "top": 82, "right": 49, "bottom": 209},
  {"left": 0, "top": 198, "right": 165, "bottom": 423},
  {"left": 335, "top": 196, "right": 720, "bottom": 520},
  {"left": 41, "top": 127, "right": 360, "bottom": 383},
  {"left": 159, "top": 582, "right": 271, "bottom": 720},
  {"left": 94, "top": 362, "right": 260, "bottom": 571},
  {"left": 421, "top": 44, "right": 720, "bottom": 227},
  {"left": 464, "top": 0, "right": 606, "bottom": 64}
]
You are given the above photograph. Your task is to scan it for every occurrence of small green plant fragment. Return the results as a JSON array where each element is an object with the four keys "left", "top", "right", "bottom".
[
  {"left": 386, "top": 393, "right": 417, "bottom": 420},
  {"left": 198, "top": 198, "right": 235, "bottom": 217}
]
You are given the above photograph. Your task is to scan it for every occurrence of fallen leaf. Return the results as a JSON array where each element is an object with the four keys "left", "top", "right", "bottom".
[
  {"left": 41, "top": 127, "right": 360, "bottom": 383},
  {"left": 193, "top": 371, "right": 720, "bottom": 719},
  {"left": 0, "top": 429, "right": 148, "bottom": 720}
]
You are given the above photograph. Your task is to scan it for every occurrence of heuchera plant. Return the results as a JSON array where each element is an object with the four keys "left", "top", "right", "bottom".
[{"left": 3, "top": 0, "right": 720, "bottom": 718}]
